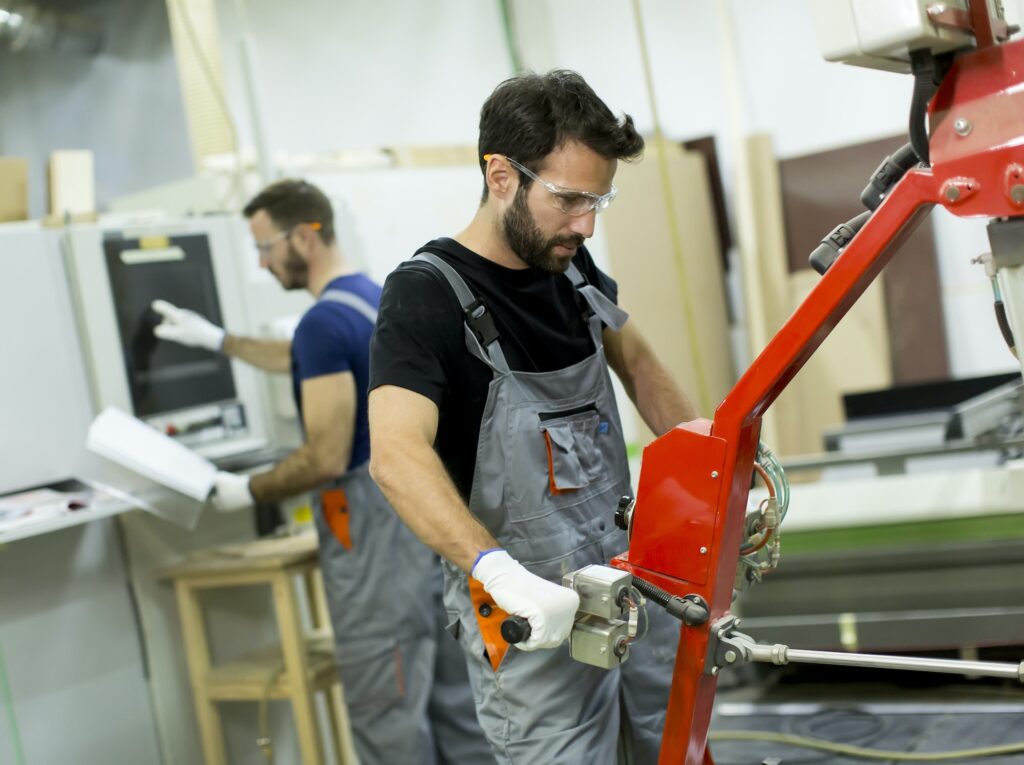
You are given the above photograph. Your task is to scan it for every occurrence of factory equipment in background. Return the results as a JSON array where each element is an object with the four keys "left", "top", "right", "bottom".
[{"left": 558, "top": 2, "right": 1024, "bottom": 762}]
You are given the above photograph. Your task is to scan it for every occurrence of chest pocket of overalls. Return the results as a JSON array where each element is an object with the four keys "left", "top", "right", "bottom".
[
  {"left": 540, "top": 405, "right": 603, "bottom": 494},
  {"left": 506, "top": 399, "right": 610, "bottom": 523}
]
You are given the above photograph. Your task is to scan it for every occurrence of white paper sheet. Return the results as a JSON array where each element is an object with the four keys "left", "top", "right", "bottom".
[{"left": 86, "top": 406, "right": 217, "bottom": 501}]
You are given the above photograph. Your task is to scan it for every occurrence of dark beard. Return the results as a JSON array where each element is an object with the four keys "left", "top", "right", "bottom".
[
  {"left": 280, "top": 243, "right": 309, "bottom": 289},
  {"left": 501, "top": 187, "right": 583, "bottom": 273}
]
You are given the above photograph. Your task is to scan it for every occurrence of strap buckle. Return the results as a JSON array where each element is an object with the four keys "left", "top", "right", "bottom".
[{"left": 465, "top": 297, "right": 500, "bottom": 346}]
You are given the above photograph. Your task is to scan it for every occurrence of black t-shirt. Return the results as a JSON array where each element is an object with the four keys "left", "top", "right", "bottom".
[{"left": 369, "top": 237, "right": 618, "bottom": 499}]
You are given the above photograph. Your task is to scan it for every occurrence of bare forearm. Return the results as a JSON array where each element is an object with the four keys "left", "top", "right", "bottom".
[
  {"left": 631, "top": 354, "right": 700, "bottom": 435},
  {"left": 222, "top": 335, "right": 292, "bottom": 373},
  {"left": 249, "top": 443, "right": 342, "bottom": 503},
  {"left": 370, "top": 442, "right": 498, "bottom": 572}
]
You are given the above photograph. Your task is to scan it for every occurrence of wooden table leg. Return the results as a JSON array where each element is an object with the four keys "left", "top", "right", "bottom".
[
  {"left": 175, "top": 582, "right": 228, "bottom": 765},
  {"left": 272, "top": 571, "right": 324, "bottom": 765}
]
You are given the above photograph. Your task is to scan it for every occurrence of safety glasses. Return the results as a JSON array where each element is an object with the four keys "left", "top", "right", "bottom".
[
  {"left": 484, "top": 154, "right": 617, "bottom": 216},
  {"left": 254, "top": 222, "right": 322, "bottom": 255}
]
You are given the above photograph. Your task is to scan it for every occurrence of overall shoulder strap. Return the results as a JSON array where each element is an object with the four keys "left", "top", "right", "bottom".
[
  {"left": 563, "top": 261, "right": 630, "bottom": 342},
  {"left": 411, "top": 252, "right": 510, "bottom": 374},
  {"left": 318, "top": 287, "right": 379, "bottom": 324}
]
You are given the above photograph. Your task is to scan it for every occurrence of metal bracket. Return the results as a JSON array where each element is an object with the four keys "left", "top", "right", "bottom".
[{"left": 703, "top": 615, "right": 757, "bottom": 676}]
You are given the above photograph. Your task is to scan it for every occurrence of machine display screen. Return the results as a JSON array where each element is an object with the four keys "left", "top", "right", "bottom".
[{"left": 104, "top": 232, "right": 236, "bottom": 418}]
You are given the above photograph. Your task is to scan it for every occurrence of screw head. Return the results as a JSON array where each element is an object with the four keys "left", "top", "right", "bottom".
[
  {"left": 1011, "top": 184, "right": 1024, "bottom": 204},
  {"left": 945, "top": 185, "right": 961, "bottom": 202},
  {"left": 699, "top": 546, "right": 708, "bottom": 555},
  {"left": 724, "top": 650, "right": 738, "bottom": 663},
  {"left": 711, "top": 470, "right": 719, "bottom": 479},
  {"left": 478, "top": 603, "right": 492, "bottom": 617},
  {"left": 710, "top": 666, "right": 719, "bottom": 676},
  {"left": 954, "top": 117, "right": 973, "bottom": 136}
]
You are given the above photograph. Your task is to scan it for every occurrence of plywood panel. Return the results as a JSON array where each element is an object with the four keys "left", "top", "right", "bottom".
[
  {"left": 737, "top": 134, "right": 803, "bottom": 455},
  {"left": 602, "top": 143, "right": 735, "bottom": 446},
  {"left": 778, "top": 135, "right": 949, "bottom": 385},
  {"left": 779, "top": 271, "right": 892, "bottom": 453},
  {"left": 0, "top": 157, "right": 28, "bottom": 222},
  {"left": 738, "top": 135, "right": 892, "bottom": 456}
]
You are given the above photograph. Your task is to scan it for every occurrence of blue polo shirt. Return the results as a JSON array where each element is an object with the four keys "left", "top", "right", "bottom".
[{"left": 291, "top": 273, "right": 382, "bottom": 472}]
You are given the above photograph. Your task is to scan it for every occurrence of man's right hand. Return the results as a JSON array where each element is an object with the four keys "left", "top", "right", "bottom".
[
  {"left": 472, "top": 549, "right": 580, "bottom": 651},
  {"left": 152, "top": 299, "right": 226, "bottom": 351}
]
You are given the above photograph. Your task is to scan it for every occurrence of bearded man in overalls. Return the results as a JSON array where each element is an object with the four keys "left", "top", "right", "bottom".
[
  {"left": 153, "top": 179, "right": 493, "bottom": 765},
  {"left": 369, "top": 70, "right": 700, "bottom": 764}
]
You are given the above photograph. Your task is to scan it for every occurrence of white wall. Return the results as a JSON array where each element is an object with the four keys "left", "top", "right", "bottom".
[
  {"left": 214, "top": 0, "right": 514, "bottom": 156},
  {"left": 207, "top": 0, "right": 1023, "bottom": 384},
  {"left": 0, "top": 0, "right": 193, "bottom": 218}
]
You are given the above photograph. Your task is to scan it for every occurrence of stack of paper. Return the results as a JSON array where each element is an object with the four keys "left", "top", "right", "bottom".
[{"left": 86, "top": 407, "right": 217, "bottom": 501}]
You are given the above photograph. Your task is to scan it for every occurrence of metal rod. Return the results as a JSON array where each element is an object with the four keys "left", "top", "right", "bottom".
[
  {"left": 781, "top": 435, "right": 1024, "bottom": 472},
  {"left": 750, "top": 643, "right": 1023, "bottom": 682}
]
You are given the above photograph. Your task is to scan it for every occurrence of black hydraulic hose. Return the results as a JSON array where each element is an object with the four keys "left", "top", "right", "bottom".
[
  {"left": 909, "top": 50, "right": 938, "bottom": 165},
  {"left": 632, "top": 576, "right": 709, "bottom": 626},
  {"left": 995, "top": 300, "right": 1019, "bottom": 358},
  {"left": 861, "top": 142, "right": 919, "bottom": 210},
  {"left": 809, "top": 210, "right": 872, "bottom": 275}
]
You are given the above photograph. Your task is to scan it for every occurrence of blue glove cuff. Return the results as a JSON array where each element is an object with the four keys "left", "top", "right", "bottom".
[{"left": 472, "top": 547, "right": 504, "bottom": 572}]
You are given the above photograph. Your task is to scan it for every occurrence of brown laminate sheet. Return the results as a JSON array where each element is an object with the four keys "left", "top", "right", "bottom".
[{"left": 778, "top": 135, "right": 950, "bottom": 384}]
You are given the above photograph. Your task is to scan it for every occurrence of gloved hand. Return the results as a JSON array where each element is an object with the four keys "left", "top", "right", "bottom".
[
  {"left": 210, "top": 471, "right": 254, "bottom": 512},
  {"left": 471, "top": 549, "right": 579, "bottom": 651},
  {"left": 151, "top": 299, "right": 226, "bottom": 351}
]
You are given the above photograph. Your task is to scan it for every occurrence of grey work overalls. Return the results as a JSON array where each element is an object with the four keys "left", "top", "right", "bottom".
[
  {"left": 311, "top": 287, "right": 493, "bottom": 765},
  {"left": 412, "top": 253, "right": 679, "bottom": 765}
]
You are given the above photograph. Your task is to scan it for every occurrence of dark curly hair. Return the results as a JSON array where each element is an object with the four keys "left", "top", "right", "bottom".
[
  {"left": 478, "top": 69, "right": 644, "bottom": 201},
  {"left": 243, "top": 179, "right": 335, "bottom": 245}
]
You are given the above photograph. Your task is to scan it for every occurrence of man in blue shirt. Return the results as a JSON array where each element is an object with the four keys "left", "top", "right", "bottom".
[{"left": 152, "top": 179, "right": 491, "bottom": 765}]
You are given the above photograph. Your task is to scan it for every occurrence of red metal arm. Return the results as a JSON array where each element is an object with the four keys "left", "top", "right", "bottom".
[{"left": 613, "top": 26, "right": 1024, "bottom": 765}]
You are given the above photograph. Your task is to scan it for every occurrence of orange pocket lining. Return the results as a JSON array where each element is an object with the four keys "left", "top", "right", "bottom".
[
  {"left": 543, "top": 430, "right": 577, "bottom": 496},
  {"left": 322, "top": 488, "right": 353, "bottom": 551}
]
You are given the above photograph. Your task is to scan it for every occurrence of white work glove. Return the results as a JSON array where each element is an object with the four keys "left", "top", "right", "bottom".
[
  {"left": 472, "top": 550, "right": 580, "bottom": 651},
  {"left": 210, "top": 472, "right": 254, "bottom": 513},
  {"left": 151, "top": 299, "right": 226, "bottom": 352}
]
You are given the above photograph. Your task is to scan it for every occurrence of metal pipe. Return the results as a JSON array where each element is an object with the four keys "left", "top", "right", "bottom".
[{"left": 750, "top": 643, "right": 1024, "bottom": 682}]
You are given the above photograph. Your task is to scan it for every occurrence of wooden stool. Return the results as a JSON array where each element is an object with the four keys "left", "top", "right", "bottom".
[{"left": 162, "top": 533, "right": 358, "bottom": 765}]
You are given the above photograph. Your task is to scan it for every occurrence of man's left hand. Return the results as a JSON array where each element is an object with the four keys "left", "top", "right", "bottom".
[{"left": 210, "top": 472, "right": 254, "bottom": 512}]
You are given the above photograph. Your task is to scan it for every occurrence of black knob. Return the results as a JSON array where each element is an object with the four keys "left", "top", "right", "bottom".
[
  {"left": 501, "top": 615, "right": 532, "bottom": 644},
  {"left": 614, "top": 495, "right": 633, "bottom": 530}
]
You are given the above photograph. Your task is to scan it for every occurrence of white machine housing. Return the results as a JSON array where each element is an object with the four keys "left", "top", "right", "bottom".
[
  {"left": 64, "top": 215, "right": 271, "bottom": 459},
  {"left": 810, "top": 0, "right": 991, "bottom": 73}
]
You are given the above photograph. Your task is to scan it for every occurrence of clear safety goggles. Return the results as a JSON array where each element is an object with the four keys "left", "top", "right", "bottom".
[
  {"left": 484, "top": 154, "right": 618, "bottom": 216},
  {"left": 254, "top": 222, "right": 321, "bottom": 255}
]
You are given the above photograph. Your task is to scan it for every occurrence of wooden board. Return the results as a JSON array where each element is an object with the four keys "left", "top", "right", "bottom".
[{"left": 602, "top": 143, "right": 735, "bottom": 446}]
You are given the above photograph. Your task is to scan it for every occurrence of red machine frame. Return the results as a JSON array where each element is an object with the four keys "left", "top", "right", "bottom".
[{"left": 611, "top": 6, "right": 1024, "bottom": 762}]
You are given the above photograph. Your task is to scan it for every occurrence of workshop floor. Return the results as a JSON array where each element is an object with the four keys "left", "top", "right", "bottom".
[{"left": 708, "top": 648, "right": 1024, "bottom": 764}]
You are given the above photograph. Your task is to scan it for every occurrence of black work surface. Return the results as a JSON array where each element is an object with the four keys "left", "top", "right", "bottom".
[{"left": 708, "top": 658, "right": 1024, "bottom": 764}]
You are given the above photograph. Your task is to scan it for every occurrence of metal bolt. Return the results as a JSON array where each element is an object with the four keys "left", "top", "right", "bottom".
[
  {"left": 954, "top": 117, "right": 973, "bottom": 136},
  {"left": 945, "top": 185, "right": 961, "bottom": 202},
  {"left": 699, "top": 546, "right": 708, "bottom": 555},
  {"left": 710, "top": 470, "right": 719, "bottom": 479},
  {"left": 1011, "top": 184, "right": 1024, "bottom": 204},
  {"left": 724, "top": 650, "right": 738, "bottom": 664},
  {"left": 734, "top": 618, "right": 742, "bottom": 627},
  {"left": 478, "top": 603, "right": 492, "bottom": 617},
  {"left": 710, "top": 666, "right": 719, "bottom": 676}
]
